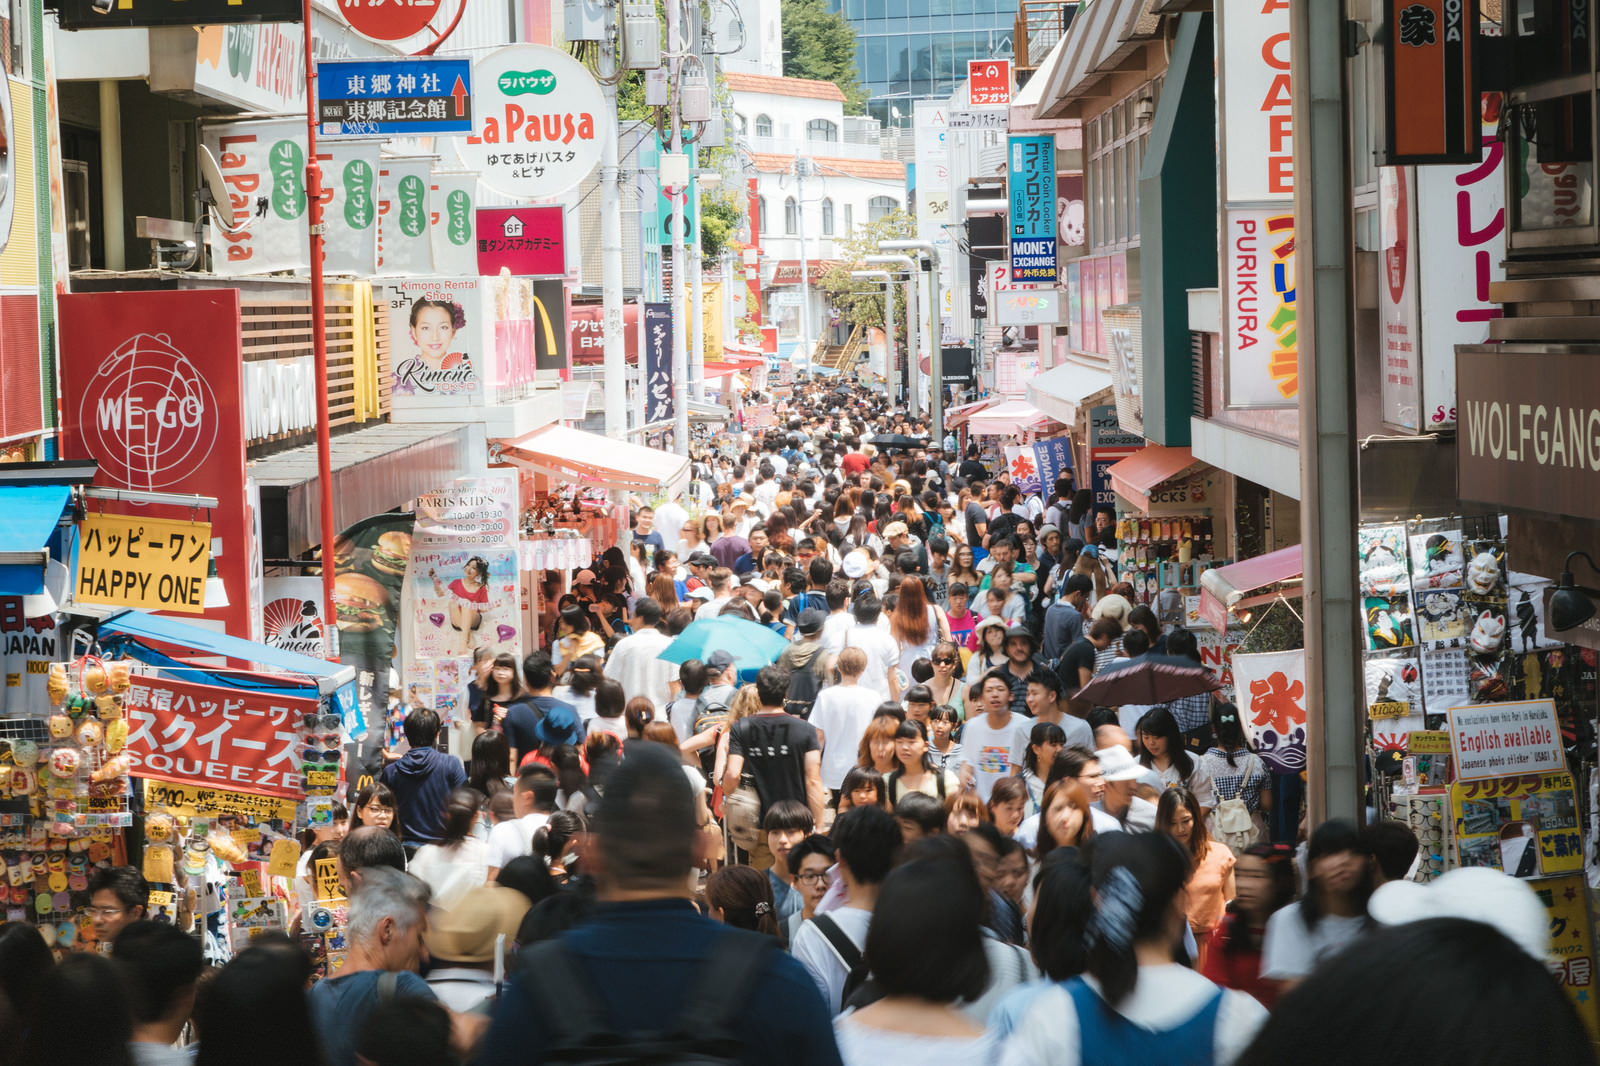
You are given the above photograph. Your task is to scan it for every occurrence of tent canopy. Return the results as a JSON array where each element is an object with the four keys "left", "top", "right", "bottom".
[
  {"left": 1198, "top": 545, "right": 1303, "bottom": 632},
  {"left": 98, "top": 609, "right": 357, "bottom": 700},
  {"left": 1105, "top": 446, "right": 1202, "bottom": 509},
  {"left": 500, "top": 423, "right": 691, "bottom": 498},
  {"left": 0, "top": 485, "right": 70, "bottom": 595}
]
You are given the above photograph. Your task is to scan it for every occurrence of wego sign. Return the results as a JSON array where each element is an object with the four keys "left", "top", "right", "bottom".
[{"left": 76, "top": 333, "right": 219, "bottom": 492}]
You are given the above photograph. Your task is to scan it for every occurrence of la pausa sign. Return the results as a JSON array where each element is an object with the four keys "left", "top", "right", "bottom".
[{"left": 459, "top": 44, "right": 604, "bottom": 199}]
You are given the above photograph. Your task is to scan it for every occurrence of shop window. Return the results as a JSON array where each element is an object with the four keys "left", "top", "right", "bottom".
[
  {"left": 755, "top": 113, "right": 773, "bottom": 137},
  {"left": 808, "top": 118, "right": 839, "bottom": 142},
  {"left": 758, "top": 195, "right": 768, "bottom": 234},
  {"left": 1506, "top": 0, "right": 1599, "bottom": 253},
  {"left": 785, "top": 196, "right": 798, "bottom": 234},
  {"left": 1085, "top": 79, "right": 1160, "bottom": 253},
  {"left": 844, "top": 203, "right": 854, "bottom": 232},
  {"left": 868, "top": 195, "right": 898, "bottom": 221}
]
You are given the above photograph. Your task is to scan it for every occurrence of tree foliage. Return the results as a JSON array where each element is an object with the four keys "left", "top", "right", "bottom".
[
  {"left": 781, "top": 0, "right": 870, "bottom": 114},
  {"left": 816, "top": 209, "right": 915, "bottom": 345}
]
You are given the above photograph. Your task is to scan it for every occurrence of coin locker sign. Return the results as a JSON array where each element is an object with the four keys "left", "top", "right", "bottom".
[
  {"left": 1007, "top": 135, "right": 1058, "bottom": 283},
  {"left": 77, "top": 513, "right": 212, "bottom": 613}
]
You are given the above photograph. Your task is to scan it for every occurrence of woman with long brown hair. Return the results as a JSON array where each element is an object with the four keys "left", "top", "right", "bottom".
[
  {"left": 648, "top": 571, "right": 679, "bottom": 614},
  {"left": 1035, "top": 778, "right": 1095, "bottom": 861},
  {"left": 890, "top": 576, "right": 948, "bottom": 680}
]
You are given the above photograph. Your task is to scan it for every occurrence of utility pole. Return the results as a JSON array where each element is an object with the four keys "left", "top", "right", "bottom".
[
  {"left": 795, "top": 158, "right": 814, "bottom": 382},
  {"left": 601, "top": 77, "right": 627, "bottom": 439},
  {"left": 301, "top": 0, "right": 337, "bottom": 652},
  {"left": 691, "top": 239, "right": 705, "bottom": 400},
  {"left": 667, "top": 0, "right": 689, "bottom": 455}
]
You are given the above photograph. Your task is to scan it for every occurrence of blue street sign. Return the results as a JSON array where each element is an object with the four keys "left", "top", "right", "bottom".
[
  {"left": 1007, "top": 134, "right": 1057, "bottom": 283},
  {"left": 318, "top": 58, "right": 473, "bottom": 138}
]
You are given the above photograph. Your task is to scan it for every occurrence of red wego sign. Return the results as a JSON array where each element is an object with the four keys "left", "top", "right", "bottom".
[
  {"left": 123, "top": 675, "right": 315, "bottom": 799},
  {"left": 75, "top": 333, "right": 220, "bottom": 491},
  {"left": 337, "top": 0, "right": 439, "bottom": 43}
]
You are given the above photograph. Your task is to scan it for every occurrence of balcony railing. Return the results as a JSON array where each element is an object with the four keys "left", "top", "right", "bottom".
[{"left": 1015, "top": 0, "right": 1081, "bottom": 73}]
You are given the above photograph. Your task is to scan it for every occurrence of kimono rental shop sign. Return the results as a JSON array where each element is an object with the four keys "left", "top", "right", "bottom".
[{"left": 123, "top": 675, "right": 313, "bottom": 800}]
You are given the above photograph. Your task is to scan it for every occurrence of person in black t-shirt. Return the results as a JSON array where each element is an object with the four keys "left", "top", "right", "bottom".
[
  {"left": 721, "top": 666, "right": 825, "bottom": 830},
  {"left": 1056, "top": 619, "right": 1119, "bottom": 701},
  {"left": 958, "top": 445, "right": 988, "bottom": 484}
]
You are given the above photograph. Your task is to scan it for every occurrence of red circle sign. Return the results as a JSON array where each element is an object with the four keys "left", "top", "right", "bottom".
[{"left": 337, "top": 0, "right": 439, "bottom": 43}]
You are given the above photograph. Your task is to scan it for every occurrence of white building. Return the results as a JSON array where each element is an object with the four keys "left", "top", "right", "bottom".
[
  {"left": 725, "top": 72, "right": 907, "bottom": 365},
  {"left": 717, "top": 0, "right": 783, "bottom": 77}
]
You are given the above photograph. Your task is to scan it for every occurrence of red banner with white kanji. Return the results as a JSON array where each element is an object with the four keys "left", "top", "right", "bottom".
[{"left": 123, "top": 675, "right": 314, "bottom": 800}]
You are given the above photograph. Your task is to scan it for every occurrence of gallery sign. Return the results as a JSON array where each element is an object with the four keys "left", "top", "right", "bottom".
[{"left": 1455, "top": 345, "right": 1600, "bottom": 522}]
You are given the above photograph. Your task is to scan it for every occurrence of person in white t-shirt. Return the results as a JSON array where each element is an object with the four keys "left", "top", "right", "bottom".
[
  {"left": 485, "top": 764, "right": 558, "bottom": 878},
  {"left": 650, "top": 498, "right": 688, "bottom": 563},
  {"left": 957, "top": 671, "right": 1033, "bottom": 803},
  {"left": 1260, "top": 819, "right": 1374, "bottom": 986},
  {"left": 809, "top": 648, "right": 887, "bottom": 793},
  {"left": 840, "top": 592, "right": 902, "bottom": 701}
]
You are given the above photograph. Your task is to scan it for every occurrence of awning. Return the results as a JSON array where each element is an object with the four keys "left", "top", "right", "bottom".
[
  {"left": 946, "top": 397, "right": 1001, "bottom": 429},
  {"left": 501, "top": 423, "right": 691, "bottom": 498},
  {"left": 98, "top": 609, "right": 357, "bottom": 697},
  {"left": 689, "top": 399, "right": 734, "bottom": 422},
  {"left": 708, "top": 352, "right": 765, "bottom": 370},
  {"left": 1198, "top": 545, "right": 1304, "bottom": 632},
  {"left": 1027, "top": 362, "right": 1114, "bottom": 426},
  {"left": 0, "top": 485, "right": 70, "bottom": 595},
  {"left": 1105, "top": 446, "right": 1202, "bottom": 510},
  {"left": 1036, "top": 0, "right": 1162, "bottom": 120},
  {"left": 1014, "top": 35, "right": 1069, "bottom": 108},
  {"left": 251, "top": 423, "right": 476, "bottom": 559},
  {"left": 967, "top": 399, "right": 1065, "bottom": 437}
]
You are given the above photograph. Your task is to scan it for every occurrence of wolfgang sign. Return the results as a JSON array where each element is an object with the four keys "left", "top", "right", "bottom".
[
  {"left": 1456, "top": 345, "right": 1600, "bottom": 521},
  {"left": 455, "top": 45, "right": 604, "bottom": 199}
]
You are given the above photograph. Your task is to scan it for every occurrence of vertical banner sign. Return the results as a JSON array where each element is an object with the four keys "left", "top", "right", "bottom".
[
  {"left": 1088, "top": 404, "right": 1143, "bottom": 507},
  {"left": 1218, "top": 0, "right": 1294, "bottom": 202},
  {"left": 429, "top": 172, "right": 478, "bottom": 276},
  {"left": 1380, "top": 0, "right": 1479, "bottom": 165},
  {"left": 385, "top": 277, "right": 486, "bottom": 411},
  {"left": 1230, "top": 648, "right": 1308, "bottom": 773},
  {"left": 1224, "top": 208, "right": 1298, "bottom": 404},
  {"left": 1008, "top": 135, "right": 1058, "bottom": 283},
  {"left": 332, "top": 512, "right": 416, "bottom": 740},
  {"left": 1032, "top": 437, "right": 1074, "bottom": 491},
  {"left": 531, "top": 280, "right": 569, "bottom": 375},
  {"left": 322, "top": 140, "right": 382, "bottom": 275},
  {"left": 202, "top": 118, "right": 310, "bottom": 275},
  {"left": 1416, "top": 95, "right": 1504, "bottom": 432},
  {"left": 1378, "top": 167, "right": 1422, "bottom": 430},
  {"left": 377, "top": 157, "right": 435, "bottom": 274},
  {"left": 262, "top": 576, "right": 332, "bottom": 659},
  {"left": 643, "top": 301, "right": 673, "bottom": 424},
  {"left": 410, "top": 475, "right": 521, "bottom": 663}
]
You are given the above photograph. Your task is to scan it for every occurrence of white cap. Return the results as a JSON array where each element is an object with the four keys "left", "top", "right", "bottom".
[{"left": 1369, "top": 866, "right": 1548, "bottom": 961}]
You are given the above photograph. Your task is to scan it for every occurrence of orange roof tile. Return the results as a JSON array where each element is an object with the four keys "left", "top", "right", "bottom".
[
  {"left": 748, "top": 152, "right": 906, "bottom": 180},
  {"left": 724, "top": 72, "right": 847, "bottom": 102}
]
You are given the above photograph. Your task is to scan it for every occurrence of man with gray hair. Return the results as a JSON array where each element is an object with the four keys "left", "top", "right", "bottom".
[{"left": 308, "top": 866, "right": 438, "bottom": 1066}]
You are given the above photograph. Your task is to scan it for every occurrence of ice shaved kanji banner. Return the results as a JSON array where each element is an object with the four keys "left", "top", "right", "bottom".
[
  {"left": 1230, "top": 648, "right": 1307, "bottom": 774},
  {"left": 1004, "top": 445, "right": 1041, "bottom": 493},
  {"left": 123, "top": 675, "right": 315, "bottom": 799}
]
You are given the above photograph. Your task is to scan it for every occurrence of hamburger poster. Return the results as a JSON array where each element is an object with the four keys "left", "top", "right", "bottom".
[{"left": 330, "top": 512, "right": 417, "bottom": 722}]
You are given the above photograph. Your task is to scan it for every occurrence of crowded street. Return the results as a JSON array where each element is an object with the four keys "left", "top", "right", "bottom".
[{"left": 0, "top": 0, "right": 1597, "bottom": 1062}]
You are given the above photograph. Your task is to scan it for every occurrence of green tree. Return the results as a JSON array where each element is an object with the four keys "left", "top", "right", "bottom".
[
  {"left": 700, "top": 197, "right": 741, "bottom": 259},
  {"left": 781, "top": 0, "right": 870, "bottom": 114},
  {"left": 816, "top": 209, "right": 915, "bottom": 358}
]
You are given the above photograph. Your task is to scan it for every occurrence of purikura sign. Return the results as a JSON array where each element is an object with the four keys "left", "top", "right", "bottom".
[{"left": 454, "top": 44, "right": 604, "bottom": 198}]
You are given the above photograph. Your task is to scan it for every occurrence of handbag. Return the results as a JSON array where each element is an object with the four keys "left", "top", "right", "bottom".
[{"left": 723, "top": 774, "right": 764, "bottom": 851}]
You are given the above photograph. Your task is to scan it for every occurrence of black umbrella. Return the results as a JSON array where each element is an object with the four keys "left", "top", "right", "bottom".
[
  {"left": 868, "top": 433, "right": 929, "bottom": 451},
  {"left": 1074, "top": 653, "right": 1222, "bottom": 707}
]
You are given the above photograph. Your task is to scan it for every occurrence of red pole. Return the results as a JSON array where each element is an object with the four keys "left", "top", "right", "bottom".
[{"left": 303, "top": 0, "right": 339, "bottom": 661}]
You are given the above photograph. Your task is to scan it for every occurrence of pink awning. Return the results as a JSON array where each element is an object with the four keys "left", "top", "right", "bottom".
[
  {"left": 945, "top": 397, "right": 1000, "bottom": 429},
  {"left": 1198, "top": 545, "right": 1304, "bottom": 632},
  {"left": 1105, "top": 446, "right": 1200, "bottom": 510},
  {"left": 967, "top": 399, "right": 1065, "bottom": 437},
  {"left": 498, "top": 423, "right": 690, "bottom": 498}
]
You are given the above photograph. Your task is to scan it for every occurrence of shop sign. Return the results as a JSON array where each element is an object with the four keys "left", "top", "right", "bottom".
[
  {"left": 455, "top": 45, "right": 605, "bottom": 199},
  {"left": 0, "top": 596, "right": 59, "bottom": 718},
  {"left": 262, "top": 576, "right": 330, "bottom": 659},
  {"left": 1535, "top": 875, "right": 1600, "bottom": 1039},
  {"left": 994, "top": 289, "right": 1061, "bottom": 326},
  {"left": 124, "top": 675, "right": 315, "bottom": 800},
  {"left": 59, "top": 289, "right": 254, "bottom": 639},
  {"left": 1416, "top": 98, "right": 1504, "bottom": 433},
  {"left": 967, "top": 59, "right": 1011, "bottom": 106},
  {"left": 569, "top": 302, "right": 641, "bottom": 366},
  {"left": 410, "top": 546, "right": 520, "bottom": 661},
  {"left": 244, "top": 356, "right": 317, "bottom": 445},
  {"left": 1447, "top": 699, "right": 1564, "bottom": 781},
  {"left": 1407, "top": 729, "right": 1452, "bottom": 753},
  {"left": 941, "top": 347, "right": 975, "bottom": 392},
  {"left": 1230, "top": 648, "right": 1308, "bottom": 774},
  {"left": 993, "top": 351, "right": 1043, "bottom": 397},
  {"left": 1218, "top": 0, "right": 1293, "bottom": 203},
  {"left": 1225, "top": 207, "right": 1298, "bottom": 406},
  {"left": 947, "top": 110, "right": 1008, "bottom": 130},
  {"left": 318, "top": 57, "right": 472, "bottom": 137},
  {"left": 377, "top": 157, "right": 435, "bottom": 274},
  {"left": 1378, "top": 0, "right": 1480, "bottom": 165},
  {"left": 413, "top": 475, "right": 518, "bottom": 548},
  {"left": 913, "top": 101, "right": 949, "bottom": 192},
  {"left": 530, "top": 280, "right": 569, "bottom": 376},
  {"left": 385, "top": 277, "right": 485, "bottom": 411},
  {"left": 1455, "top": 346, "right": 1600, "bottom": 522},
  {"left": 1032, "top": 437, "right": 1074, "bottom": 490},
  {"left": 1104, "top": 303, "right": 1144, "bottom": 436},
  {"left": 336, "top": 0, "right": 438, "bottom": 43},
  {"left": 430, "top": 172, "right": 478, "bottom": 276},
  {"left": 1088, "top": 403, "right": 1142, "bottom": 507},
  {"left": 77, "top": 513, "right": 212, "bottom": 613},
  {"left": 643, "top": 301, "right": 673, "bottom": 424},
  {"left": 143, "top": 780, "right": 301, "bottom": 823},
  {"left": 1008, "top": 135, "right": 1058, "bottom": 284},
  {"left": 58, "top": 0, "right": 300, "bottom": 29},
  {"left": 1448, "top": 772, "right": 1582, "bottom": 876},
  {"left": 475, "top": 206, "right": 565, "bottom": 276},
  {"left": 1378, "top": 167, "right": 1422, "bottom": 430}
]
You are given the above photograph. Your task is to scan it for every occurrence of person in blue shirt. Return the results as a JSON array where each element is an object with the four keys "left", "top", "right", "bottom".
[{"left": 476, "top": 744, "right": 844, "bottom": 1066}]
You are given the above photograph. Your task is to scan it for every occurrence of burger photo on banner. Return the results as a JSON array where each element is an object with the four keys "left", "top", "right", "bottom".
[
  {"left": 328, "top": 513, "right": 416, "bottom": 731},
  {"left": 410, "top": 546, "right": 519, "bottom": 660}
]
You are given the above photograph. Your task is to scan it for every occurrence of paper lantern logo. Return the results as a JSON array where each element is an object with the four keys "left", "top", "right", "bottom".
[{"left": 77, "top": 332, "right": 218, "bottom": 490}]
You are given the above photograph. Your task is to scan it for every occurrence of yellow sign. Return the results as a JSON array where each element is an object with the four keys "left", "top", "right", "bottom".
[
  {"left": 1535, "top": 875, "right": 1600, "bottom": 1040},
  {"left": 77, "top": 513, "right": 211, "bottom": 613},
  {"left": 1449, "top": 772, "right": 1584, "bottom": 877},
  {"left": 143, "top": 781, "right": 299, "bottom": 824},
  {"left": 315, "top": 858, "right": 344, "bottom": 902},
  {"left": 1407, "top": 730, "right": 1452, "bottom": 754},
  {"left": 1368, "top": 700, "right": 1410, "bottom": 719}
]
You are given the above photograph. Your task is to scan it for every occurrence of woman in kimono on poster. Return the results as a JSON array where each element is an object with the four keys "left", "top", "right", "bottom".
[{"left": 431, "top": 556, "right": 492, "bottom": 654}]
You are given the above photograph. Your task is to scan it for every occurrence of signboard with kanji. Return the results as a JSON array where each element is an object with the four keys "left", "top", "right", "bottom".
[
  {"left": 1535, "top": 874, "right": 1600, "bottom": 1039},
  {"left": 475, "top": 206, "right": 565, "bottom": 276},
  {"left": 642, "top": 302, "right": 673, "bottom": 424},
  {"left": 124, "top": 675, "right": 316, "bottom": 799},
  {"left": 968, "top": 60, "right": 1011, "bottom": 107},
  {"left": 1008, "top": 135, "right": 1058, "bottom": 283},
  {"left": 76, "top": 513, "right": 212, "bottom": 614},
  {"left": 456, "top": 44, "right": 606, "bottom": 199},
  {"left": 337, "top": 0, "right": 437, "bottom": 43},
  {"left": 1448, "top": 771, "right": 1583, "bottom": 877},
  {"left": 318, "top": 58, "right": 472, "bottom": 138}
]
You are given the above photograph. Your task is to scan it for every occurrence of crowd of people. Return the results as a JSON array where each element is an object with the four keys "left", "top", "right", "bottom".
[{"left": 12, "top": 381, "right": 1591, "bottom": 1065}]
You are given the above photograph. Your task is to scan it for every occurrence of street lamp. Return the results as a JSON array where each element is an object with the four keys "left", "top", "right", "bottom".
[
  {"left": 849, "top": 269, "right": 895, "bottom": 386},
  {"left": 864, "top": 254, "right": 918, "bottom": 412},
  {"left": 878, "top": 239, "right": 944, "bottom": 446}
]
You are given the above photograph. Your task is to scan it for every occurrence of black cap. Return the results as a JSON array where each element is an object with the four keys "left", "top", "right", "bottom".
[
  {"left": 687, "top": 551, "right": 717, "bottom": 567},
  {"left": 797, "top": 608, "right": 827, "bottom": 636}
]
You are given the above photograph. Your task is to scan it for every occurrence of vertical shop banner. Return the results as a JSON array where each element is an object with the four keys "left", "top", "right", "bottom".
[
  {"left": 1230, "top": 648, "right": 1308, "bottom": 773},
  {"left": 643, "top": 301, "right": 672, "bottom": 424},
  {"left": 0, "top": 594, "right": 61, "bottom": 718},
  {"left": 1088, "top": 404, "right": 1143, "bottom": 508},
  {"left": 1218, "top": 0, "right": 1293, "bottom": 203},
  {"left": 1225, "top": 208, "right": 1298, "bottom": 405},
  {"left": 202, "top": 118, "right": 309, "bottom": 274},
  {"left": 377, "top": 157, "right": 436, "bottom": 275},
  {"left": 429, "top": 172, "right": 478, "bottom": 276},
  {"left": 410, "top": 548, "right": 520, "bottom": 660},
  {"left": 1007, "top": 135, "right": 1058, "bottom": 283},
  {"left": 1105, "top": 304, "right": 1145, "bottom": 435},
  {"left": 1536, "top": 875, "right": 1600, "bottom": 1038},
  {"left": 1033, "top": 436, "right": 1074, "bottom": 490},
  {"left": 322, "top": 140, "right": 382, "bottom": 275},
  {"left": 1004, "top": 446, "right": 1041, "bottom": 492},
  {"left": 1417, "top": 100, "right": 1505, "bottom": 432},
  {"left": 385, "top": 277, "right": 486, "bottom": 410},
  {"left": 530, "top": 279, "right": 569, "bottom": 376},
  {"left": 59, "top": 290, "right": 255, "bottom": 639},
  {"left": 332, "top": 512, "right": 416, "bottom": 733},
  {"left": 262, "top": 576, "right": 331, "bottom": 659},
  {"left": 1378, "top": 167, "right": 1422, "bottom": 429}
]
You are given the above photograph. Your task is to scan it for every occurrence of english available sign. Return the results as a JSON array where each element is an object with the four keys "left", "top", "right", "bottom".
[
  {"left": 1447, "top": 699, "right": 1564, "bottom": 782},
  {"left": 455, "top": 45, "right": 605, "bottom": 199}
]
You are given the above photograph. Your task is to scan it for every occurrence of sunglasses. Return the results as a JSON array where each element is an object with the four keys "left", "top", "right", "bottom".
[
  {"left": 303, "top": 730, "right": 342, "bottom": 749},
  {"left": 300, "top": 748, "right": 341, "bottom": 768},
  {"left": 302, "top": 713, "right": 342, "bottom": 731},
  {"left": 933, "top": 657, "right": 957, "bottom": 666}
]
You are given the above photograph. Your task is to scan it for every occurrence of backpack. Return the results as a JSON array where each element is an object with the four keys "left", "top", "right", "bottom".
[
  {"left": 782, "top": 653, "right": 827, "bottom": 719},
  {"left": 522, "top": 930, "right": 775, "bottom": 1065},
  {"left": 810, "top": 914, "right": 870, "bottom": 1011},
  {"left": 1213, "top": 796, "right": 1259, "bottom": 854},
  {"left": 692, "top": 693, "right": 732, "bottom": 778}
]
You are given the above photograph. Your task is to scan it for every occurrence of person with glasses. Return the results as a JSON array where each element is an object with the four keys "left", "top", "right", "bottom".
[
  {"left": 86, "top": 865, "right": 148, "bottom": 945},
  {"left": 924, "top": 640, "right": 967, "bottom": 719}
]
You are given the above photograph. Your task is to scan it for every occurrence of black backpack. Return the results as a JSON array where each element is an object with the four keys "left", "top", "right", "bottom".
[
  {"left": 782, "top": 657, "right": 826, "bottom": 719},
  {"left": 521, "top": 929, "right": 774, "bottom": 1065}
]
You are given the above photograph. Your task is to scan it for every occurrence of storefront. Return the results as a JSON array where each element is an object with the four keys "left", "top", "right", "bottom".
[{"left": 1101, "top": 445, "right": 1227, "bottom": 615}]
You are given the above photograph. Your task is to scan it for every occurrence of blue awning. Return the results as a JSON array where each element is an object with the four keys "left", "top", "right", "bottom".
[
  {"left": 98, "top": 609, "right": 357, "bottom": 699},
  {"left": 0, "top": 485, "right": 70, "bottom": 595}
]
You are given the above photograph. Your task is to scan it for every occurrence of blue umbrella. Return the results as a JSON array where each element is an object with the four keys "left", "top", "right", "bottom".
[{"left": 659, "top": 616, "right": 791, "bottom": 671}]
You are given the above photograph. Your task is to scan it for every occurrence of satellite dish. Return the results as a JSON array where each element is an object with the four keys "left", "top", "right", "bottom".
[{"left": 198, "top": 144, "right": 252, "bottom": 235}]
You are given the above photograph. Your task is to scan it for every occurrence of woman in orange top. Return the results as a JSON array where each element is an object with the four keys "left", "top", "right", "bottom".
[{"left": 1157, "top": 785, "right": 1235, "bottom": 965}]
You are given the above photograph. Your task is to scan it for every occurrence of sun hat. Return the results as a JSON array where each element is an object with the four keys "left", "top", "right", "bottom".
[
  {"left": 423, "top": 884, "right": 529, "bottom": 964},
  {"left": 1094, "top": 745, "right": 1145, "bottom": 782}
]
